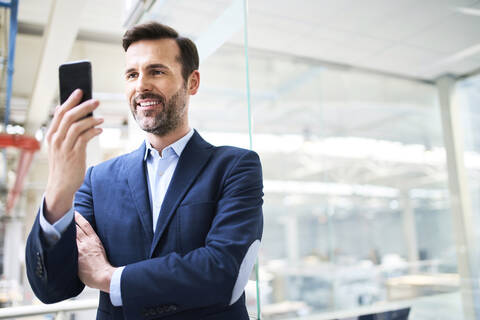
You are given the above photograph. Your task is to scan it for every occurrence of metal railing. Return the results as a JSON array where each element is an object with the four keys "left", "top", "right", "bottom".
[
  {"left": 0, "top": 300, "right": 259, "bottom": 320},
  {"left": 0, "top": 299, "right": 97, "bottom": 319}
]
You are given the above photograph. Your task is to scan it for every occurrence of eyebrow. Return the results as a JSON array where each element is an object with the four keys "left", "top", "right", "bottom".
[{"left": 125, "top": 64, "right": 170, "bottom": 75}]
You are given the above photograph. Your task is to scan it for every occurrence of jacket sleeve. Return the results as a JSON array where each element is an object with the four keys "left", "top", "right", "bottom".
[
  {"left": 25, "top": 211, "right": 84, "bottom": 303},
  {"left": 25, "top": 166, "right": 96, "bottom": 303},
  {"left": 120, "top": 150, "right": 264, "bottom": 319}
]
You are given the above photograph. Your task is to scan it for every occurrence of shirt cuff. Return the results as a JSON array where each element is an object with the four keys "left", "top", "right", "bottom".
[
  {"left": 39, "top": 196, "right": 74, "bottom": 246},
  {"left": 110, "top": 266, "right": 125, "bottom": 306}
]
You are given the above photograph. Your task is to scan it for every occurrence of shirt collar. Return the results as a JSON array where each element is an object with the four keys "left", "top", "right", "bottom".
[{"left": 143, "top": 128, "right": 195, "bottom": 161}]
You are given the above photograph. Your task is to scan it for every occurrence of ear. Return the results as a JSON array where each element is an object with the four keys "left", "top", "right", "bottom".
[{"left": 187, "top": 70, "right": 200, "bottom": 95}]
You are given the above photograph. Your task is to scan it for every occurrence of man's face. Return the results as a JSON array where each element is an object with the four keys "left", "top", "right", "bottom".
[{"left": 125, "top": 39, "right": 188, "bottom": 136}]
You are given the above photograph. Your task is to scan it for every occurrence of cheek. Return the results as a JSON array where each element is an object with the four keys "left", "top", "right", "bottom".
[
  {"left": 125, "top": 85, "right": 135, "bottom": 104},
  {"left": 153, "top": 78, "right": 180, "bottom": 94}
]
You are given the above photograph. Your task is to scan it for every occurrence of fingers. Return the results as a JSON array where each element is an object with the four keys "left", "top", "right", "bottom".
[
  {"left": 53, "top": 99, "right": 100, "bottom": 144},
  {"left": 75, "top": 212, "right": 87, "bottom": 242},
  {"left": 63, "top": 116, "right": 104, "bottom": 151},
  {"left": 75, "top": 212, "right": 95, "bottom": 238},
  {"left": 76, "top": 225, "right": 86, "bottom": 243},
  {"left": 46, "top": 89, "right": 83, "bottom": 143},
  {"left": 73, "top": 126, "right": 103, "bottom": 151}
]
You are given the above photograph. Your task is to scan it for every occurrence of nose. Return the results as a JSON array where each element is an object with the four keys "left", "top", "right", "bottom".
[{"left": 135, "top": 73, "right": 152, "bottom": 93}]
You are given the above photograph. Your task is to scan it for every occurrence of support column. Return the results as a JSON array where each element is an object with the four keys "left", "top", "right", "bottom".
[
  {"left": 437, "top": 74, "right": 480, "bottom": 320},
  {"left": 400, "top": 192, "right": 419, "bottom": 273}
]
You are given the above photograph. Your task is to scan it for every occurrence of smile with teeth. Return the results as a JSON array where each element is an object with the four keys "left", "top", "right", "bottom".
[
  {"left": 139, "top": 101, "right": 160, "bottom": 107},
  {"left": 136, "top": 100, "right": 162, "bottom": 111}
]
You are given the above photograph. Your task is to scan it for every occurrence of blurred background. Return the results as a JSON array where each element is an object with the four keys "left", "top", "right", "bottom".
[{"left": 0, "top": 0, "right": 480, "bottom": 319}]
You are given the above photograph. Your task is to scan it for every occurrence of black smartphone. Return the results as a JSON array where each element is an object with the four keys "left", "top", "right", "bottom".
[{"left": 59, "top": 60, "right": 93, "bottom": 117}]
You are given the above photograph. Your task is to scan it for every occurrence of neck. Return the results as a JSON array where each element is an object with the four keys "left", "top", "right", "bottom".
[{"left": 146, "top": 125, "right": 191, "bottom": 155}]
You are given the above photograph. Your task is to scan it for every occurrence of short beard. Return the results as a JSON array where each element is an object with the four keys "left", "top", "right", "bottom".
[{"left": 131, "top": 87, "right": 187, "bottom": 137}]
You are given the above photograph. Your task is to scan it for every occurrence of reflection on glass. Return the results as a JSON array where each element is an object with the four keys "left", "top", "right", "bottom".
[{"left": 244, "top": 47, "right": 458, "bottom": 318}]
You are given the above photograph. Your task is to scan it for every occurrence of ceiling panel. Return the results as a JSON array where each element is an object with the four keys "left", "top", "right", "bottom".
[
  {"left": 405, "top": 13, "right": 480, "bottom": 55},
  {"left": 79, "top": 0, "right": 124, "bottom": 35},
  {"left": 230, "top": 10, "right": 312, "bottom": 49},
  {"left": 244, "top": 0, "right": 480, "bottom": 79},
  {"left": 249, "top": 0, "right": 354, "bottom": 26},
  {"left": 355, "top": 45, "right": 446, "bottom": 79},
  {"left": 13, "top": 0, "right": 480, "bottom": 89},
  {"left": 444, "top": 57, "right": 480, "bottom": 75},
  {"left": 316, "top": 0, "right": 419, "bottom": 34},
  {"left": 18, "top": 0, "right": 52, "bottom": 24},
  {"left": 352, "top": 3, "right": 453, "bottom": 42},
  {"left": 248, "top": 11, "right": 313, "bottom": 37},
  {"left": 360, "top": 45, "right": 444, "bottom": 67}
]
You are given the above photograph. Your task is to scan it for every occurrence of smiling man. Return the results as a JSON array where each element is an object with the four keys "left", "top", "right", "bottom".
[{"left": 25, "top": 22, "right": 263, "bottom": 320}]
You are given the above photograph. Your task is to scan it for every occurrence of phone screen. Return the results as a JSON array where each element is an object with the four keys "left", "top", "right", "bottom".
[{"left": 59, "top": 60, "right": 92, "bottom": 115}]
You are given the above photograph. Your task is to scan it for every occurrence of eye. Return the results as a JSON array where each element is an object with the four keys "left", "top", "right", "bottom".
[
  {"left": 125, "top": 72, "right": 138, "bottom": 80},
  {"left": 151, "top": 69, "right": 165, "bottom": 76}
]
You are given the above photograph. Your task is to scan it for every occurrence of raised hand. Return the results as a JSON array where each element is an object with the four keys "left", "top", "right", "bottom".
[{"left": 44, "top": 89, "right": 103, "bottom": 223}]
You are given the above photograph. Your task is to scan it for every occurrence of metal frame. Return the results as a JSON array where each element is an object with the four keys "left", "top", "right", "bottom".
[
  {"left": 0, "top": 0, "right": 18, "bottom": 128},
  {"left": 0, "top": 133, "right": 40, "bottom": 213}
]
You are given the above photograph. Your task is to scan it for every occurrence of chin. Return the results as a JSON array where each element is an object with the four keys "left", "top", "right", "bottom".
[{"left": 135, "top": 118, "right": 152, "bottom": 129}]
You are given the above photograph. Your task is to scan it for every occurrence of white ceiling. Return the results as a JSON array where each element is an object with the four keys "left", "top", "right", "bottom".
[
  {"left": 139, "top": 0, "right": 480, "bottom": 80},
  {"left": 14, "top": 0, "right": 480, "bottom": 83},
  {"left": 3, "top": 0, "right": 480, "bottom": 202},
  {"left": 5, "top": 0, "right": 480, "bottom": 143},
  {"left": 244, "top": 0, "right": 480, "bottom": 80}
]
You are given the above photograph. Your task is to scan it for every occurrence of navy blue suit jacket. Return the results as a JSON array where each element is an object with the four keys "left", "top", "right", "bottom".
[{"left": 25, "top": 131, "right": 264, "bottom": 319}]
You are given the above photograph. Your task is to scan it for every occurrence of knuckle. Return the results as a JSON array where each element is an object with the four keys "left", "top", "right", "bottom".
[
  {"left": 46, "top": 125, "right": 55, "bottom": 136},
  {"left": 51, "top": 133, "right": 61, "bottom": 147},
  {"left": 69, "top": 121, "right": 80, "bottom": 134},
  {"left": 77, "top": 135, "right": 87, "bottom": 145},
  {"left": 63, "top": 110, "right": 75, "bottom": 123},
  {"left": 45, "top": 132, "right": 52, "bottom": 143},
  {"left": 56, "top": 107, "right": 67, "bottom": 119},
  {"left": 54, "top": 107, "right": 61, "bottom": 117}
]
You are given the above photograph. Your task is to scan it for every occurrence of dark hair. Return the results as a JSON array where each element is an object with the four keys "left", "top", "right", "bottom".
[{"left": 122, "top": 22, "right": 199, "bottom": 82}]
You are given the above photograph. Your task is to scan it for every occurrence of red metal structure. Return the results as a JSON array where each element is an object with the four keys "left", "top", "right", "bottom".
[{"left": 0, "top": 133, "right": 41, "bottom": 213}]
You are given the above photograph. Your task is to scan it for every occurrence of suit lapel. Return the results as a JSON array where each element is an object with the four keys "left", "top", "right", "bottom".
[
  {"left": 126, "top": 142, "right": 154, "bottom": 251},
  {"left": 149, "top": 131, "right": 213, "bottom": 257}
]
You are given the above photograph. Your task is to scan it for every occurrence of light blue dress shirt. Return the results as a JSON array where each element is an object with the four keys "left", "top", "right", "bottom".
[{"left": 39, "top": 128, "right": 195, "bottom": 306}]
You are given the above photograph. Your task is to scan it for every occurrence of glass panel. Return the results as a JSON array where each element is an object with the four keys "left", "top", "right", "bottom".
[
  {"left": 457, "top": 73, "right": 480, "bottom": 319},
  {"left": 246, "top": 28, "right": 460, "bottom": 318}
]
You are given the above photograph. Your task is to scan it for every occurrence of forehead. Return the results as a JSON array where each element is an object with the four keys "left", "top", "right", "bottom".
[{"left": 125, "top": 38, "right": 181, "bottom": 68}]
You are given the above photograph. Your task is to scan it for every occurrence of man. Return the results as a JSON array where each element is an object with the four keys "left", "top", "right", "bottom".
[{"left": 25, "top": 22, "right": 263, "bottom": 320}]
